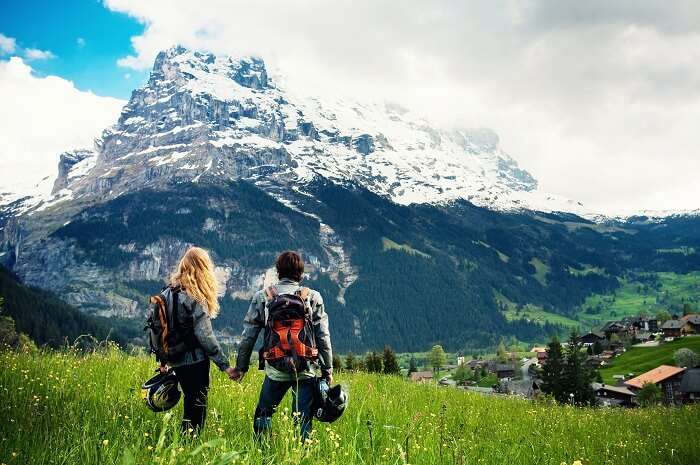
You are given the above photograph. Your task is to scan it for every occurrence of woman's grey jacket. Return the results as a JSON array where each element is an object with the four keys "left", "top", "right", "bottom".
[{"left": 164, "top": 287, "right": 230, "bottom": 371}]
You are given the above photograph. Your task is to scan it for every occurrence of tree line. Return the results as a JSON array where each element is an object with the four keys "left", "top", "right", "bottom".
[{"left": 334, "top": 346, "right": 402, "bottom": 375}]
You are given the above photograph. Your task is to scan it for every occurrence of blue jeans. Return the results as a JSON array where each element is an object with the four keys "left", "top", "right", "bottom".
[{"left": 253, "top": 376, "right": 316, "bottom": 440}]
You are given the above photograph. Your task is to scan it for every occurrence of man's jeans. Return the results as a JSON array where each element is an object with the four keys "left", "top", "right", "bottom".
[{"left": 253, "top": 376, "right": 316, "bottom": 440}]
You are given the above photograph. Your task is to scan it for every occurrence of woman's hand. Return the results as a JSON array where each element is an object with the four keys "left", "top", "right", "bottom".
[{"left": 225, "top": 367, "right": 244, "bottom": 382}]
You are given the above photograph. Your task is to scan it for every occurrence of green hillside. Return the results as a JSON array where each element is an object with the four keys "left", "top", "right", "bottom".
[
  {"left": 1, "top": 350, "right": 698, "bottom": 465},
  {"left": 575, "top": 272, "right": 700, "bottom": 326},
  {"left": 0, "top": 266, "right": 127, "bottom": 348},
  {"left": 599, "top": 337, "right": 700, "bottom": 384}
]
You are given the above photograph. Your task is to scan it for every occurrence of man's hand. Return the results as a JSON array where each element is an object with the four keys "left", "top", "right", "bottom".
[
  {"left": 324, "top": 373, "right": 333, "bottom": 385},
  {"left": 159, "top": 364, "right": 170, "bottom": 374},
  {"left": 225, "top": 367, "right": 244, "bottom": 382}
]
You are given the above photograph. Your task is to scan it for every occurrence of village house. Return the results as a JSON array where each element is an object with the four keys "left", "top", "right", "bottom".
[
  {"left": 409, "top": 371, "right": 434, "bottom": 383},
  {"left": 585, "top": 356, "right": 605, "bottom": 369},
  {"left": 467, "top": 359, "right": 487, "bottom": 370},
  {"left": 578, "top": 331, "right": 605, "bottom": 346},
  {"left": 494, "top": 364, "right": 515, "bottom": 379},
  {"left": 536, "top": 351, "right": 548, "bottom": 364},
  {"left": 623, "top": 315, "right": 659, "bottom": 333},
  {"left": 624, "top": 365, "right": 687, "bottom": 405},
  {"left": 681, "top": 314, "right": 700, "bottom": 334},
  {"left": 602, "top": 321, "right": 630, "bottom": 339},
  {"left": 591, "top": 382, "right": 636, "bottom": 407},
  {"left": 680, "top": 368, "right": 700, "bottom": 403},
  {"left": 660, "top": 319, "right": 690, "bottom": 338}
]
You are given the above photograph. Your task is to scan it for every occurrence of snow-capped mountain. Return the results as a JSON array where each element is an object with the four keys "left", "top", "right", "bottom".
[
  {"left": 3, "top": 46, "right": 698, "bottom": 352},
  {"left": 28, "top": 46, "right": 586, "bottom": 216}
]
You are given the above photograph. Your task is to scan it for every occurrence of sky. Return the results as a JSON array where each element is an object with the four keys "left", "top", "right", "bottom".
[{"left": 1, "top": 0, "right": 699, "bottom": 214}]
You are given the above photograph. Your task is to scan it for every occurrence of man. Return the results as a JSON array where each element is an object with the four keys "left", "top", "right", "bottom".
[{"left": 230, "top": 251, "right": 333, "bottom": 440}]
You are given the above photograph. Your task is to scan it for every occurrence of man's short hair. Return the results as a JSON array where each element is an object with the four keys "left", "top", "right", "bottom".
[{"left": 276, "top": 251, "right": 305, "bottom": 282}]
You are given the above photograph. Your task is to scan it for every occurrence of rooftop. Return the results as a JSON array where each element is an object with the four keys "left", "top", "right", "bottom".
[
  {"left": 591, "top": 383, "right": 636, "bottom": 397},
  {"left": 625, "top": 365, "right": 686, "bottom": 389},
  {"left": 661, "top": 319, "right": 686, "bottom": 329}
]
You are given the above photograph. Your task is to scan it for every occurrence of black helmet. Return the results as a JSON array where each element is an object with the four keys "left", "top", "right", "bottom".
[
  {"left": 141, "top": 370, "right": 181, "bottom": 412},
  {"left": 313, "top": 379, "right": 348, "bottom": 423}
]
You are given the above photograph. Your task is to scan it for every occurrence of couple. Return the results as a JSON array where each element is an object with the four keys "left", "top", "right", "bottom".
[{"left": 160, "top": 247, "right": 333, "bottom": 439}]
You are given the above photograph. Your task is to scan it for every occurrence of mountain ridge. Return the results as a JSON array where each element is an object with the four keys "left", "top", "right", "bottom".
[{"left": 6, "top": 46, "right": 592, "bottom": 218}]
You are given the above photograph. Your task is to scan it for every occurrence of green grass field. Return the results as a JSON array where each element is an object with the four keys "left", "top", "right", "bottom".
[
  {"left": 502, "top": 303, "right": 580, "bottom": 329},
  {"left": 496, "top": 292, "right": 580, "bottom": 329},
  {"left": 599, "top": 337, "right": 700, "bottom": 384},
  {"left": 1, "top": 349, "right": 698, "bottom": 465}
]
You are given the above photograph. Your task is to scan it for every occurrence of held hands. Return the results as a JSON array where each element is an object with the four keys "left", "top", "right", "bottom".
[{"left": 225, "top": 367, "right": 244, "bottom": 382}]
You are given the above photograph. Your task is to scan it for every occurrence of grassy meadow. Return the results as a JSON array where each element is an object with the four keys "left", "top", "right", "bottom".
[
  {"left": 599, "top": 337, "right": 700, "bottom": 384},
  {"left": 1, "top": 348, "right": 699, "bottom": 465},
  {"left": 576, "top": 272, "right": 700, "bottom": 325}
]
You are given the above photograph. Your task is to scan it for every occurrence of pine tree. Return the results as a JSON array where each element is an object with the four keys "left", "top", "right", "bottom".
[
  {"left": 332, "top": 354, "right": 343, "bottom": 373},
  {"left": 562, "top": 331, "right": 596, "bottom": 406},
  {"left": 592, "top": 340, "right": 603, "bottom": 355},
  {"left": 541, "top": 336, "right": 566, "bottom": 403},
  {"left": 365, "top": 351, "right": 383, "bottom": 373},
  {"left": 408, "top": 356, "right": 418, "bottom": 374},
  {"left": 497, "top": 340, "right": 508, "bottom": 363},
  {"left": 345, "top": 352, "right": 357, "bottom": 371},
  {"left": 382, "top": 346, "right": 401, "bottom": 375}
]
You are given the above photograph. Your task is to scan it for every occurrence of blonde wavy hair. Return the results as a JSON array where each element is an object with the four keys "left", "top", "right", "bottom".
[{"left": 170, "top": 247, "right": 220, "bottom": 318}]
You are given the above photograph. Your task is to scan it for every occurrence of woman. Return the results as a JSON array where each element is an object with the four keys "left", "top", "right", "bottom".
[{"left": 163, "top": 247, "right": 236, "bottom": 433}]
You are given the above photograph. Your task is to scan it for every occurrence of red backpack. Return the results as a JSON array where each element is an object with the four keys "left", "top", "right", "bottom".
[{"left": 259, "top": 286, "right": 318, "bottom": 374}]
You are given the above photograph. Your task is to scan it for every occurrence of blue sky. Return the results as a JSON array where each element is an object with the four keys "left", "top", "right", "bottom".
[{"left": 0, "top": 0, "right": 146, "bottom": 98}]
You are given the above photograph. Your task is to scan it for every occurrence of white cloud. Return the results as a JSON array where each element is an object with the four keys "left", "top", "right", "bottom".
[
  {"left": 103, "top": 0, "right": 700, "bottom": 214},
  {"left": 0, "top": 57, "right": 125, "bottom": 200},
  {"left": 24, "top": 48, "right": 56, "bottom": 60},
  {"left": 77, "top": 37, "right": 86, "bottom": 47},
  {"left": 0, "top": 33, "right": 17, "bottom": 54}
]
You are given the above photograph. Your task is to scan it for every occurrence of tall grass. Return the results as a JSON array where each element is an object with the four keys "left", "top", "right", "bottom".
[{"left": 1, "top": 347, "right": 698, "bottom": 465}]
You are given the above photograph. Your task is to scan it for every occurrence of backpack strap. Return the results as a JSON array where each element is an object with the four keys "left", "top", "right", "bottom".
[
  {"left": 264, "top": 286, "right": 278, "bottom": 301},
  {"left": 169, "top": 287, "right": 180, "bottom": 330},
  {"left": 298, "top": 287, "right": 309, "bottom": 301},
  {"left": 150, "top": 294, "right": 169, "bottom": 354},
  {"left": 263, "top": 286, "right": 278, "bottom": 327},
  {"left": 297, "top": 287, "right": 312, "bottom": 316}
]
